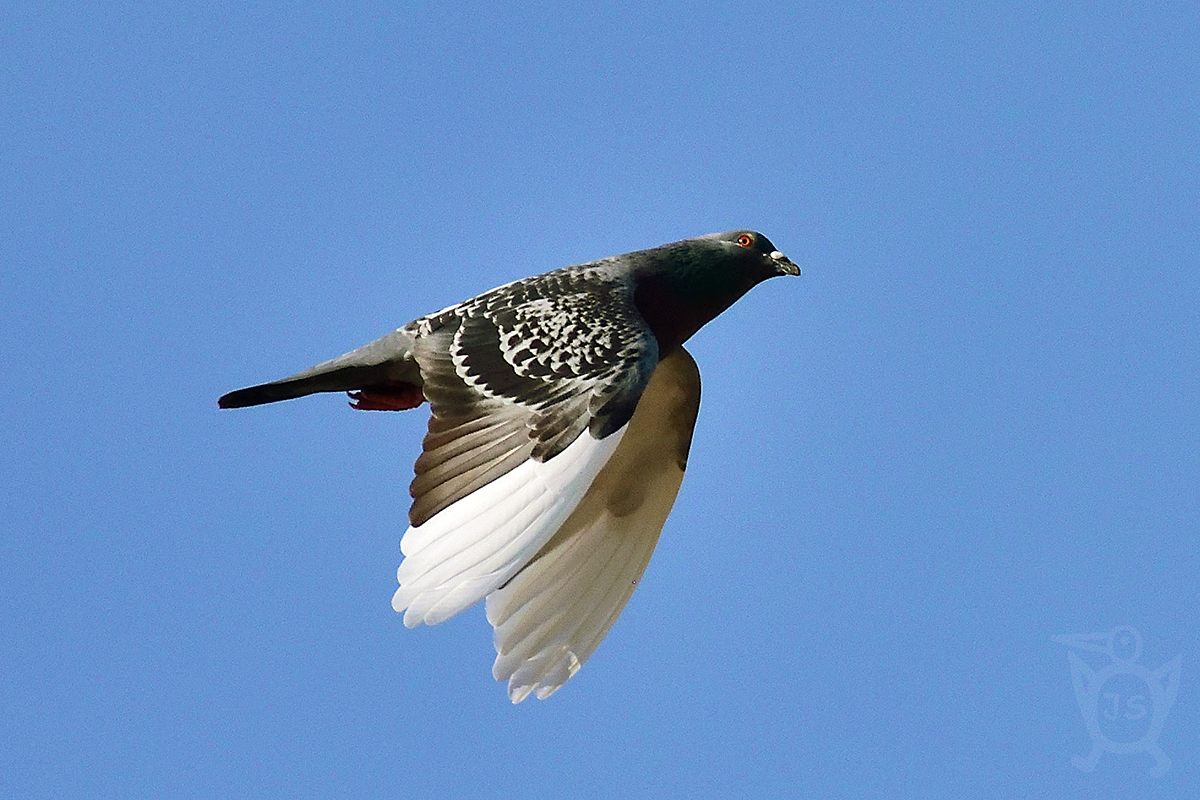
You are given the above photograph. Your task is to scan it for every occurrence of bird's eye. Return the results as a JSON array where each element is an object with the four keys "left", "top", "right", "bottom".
[{"left": 736, "top": 233, "right": 755, "bottom": 248}]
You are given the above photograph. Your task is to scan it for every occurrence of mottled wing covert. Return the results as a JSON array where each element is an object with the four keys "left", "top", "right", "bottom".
[{"left": 406, "top": 265, "right": 658, "bottom": 526}]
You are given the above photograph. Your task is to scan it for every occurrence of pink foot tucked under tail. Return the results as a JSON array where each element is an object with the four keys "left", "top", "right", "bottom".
[{"left": 348, "top": 384, "right": 425, "bottom": 411}]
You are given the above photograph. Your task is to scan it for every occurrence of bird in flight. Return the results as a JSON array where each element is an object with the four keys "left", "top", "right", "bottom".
[{"left": 219, "top": 230, "right": 799, "bottom": 702}]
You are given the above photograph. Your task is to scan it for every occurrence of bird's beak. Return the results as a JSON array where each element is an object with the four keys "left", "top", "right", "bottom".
[{"left": 770, "top": 250, "right": 800, "bottom": 276}]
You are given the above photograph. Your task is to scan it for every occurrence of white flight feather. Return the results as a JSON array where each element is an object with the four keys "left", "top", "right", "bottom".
[
  {"left": 392, "top": 425, "right": 626, "bottom": 627},
  {"left": 487, "top": 448, "right": 684, "bottom": 702},
  {"left": 486, "top": 348, "right": 699, "bottom": 702}
]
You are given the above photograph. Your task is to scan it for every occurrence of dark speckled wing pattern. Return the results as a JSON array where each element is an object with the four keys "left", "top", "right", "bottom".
[{"left": 405, "top": 264, "right": 659, "bottom": 527}]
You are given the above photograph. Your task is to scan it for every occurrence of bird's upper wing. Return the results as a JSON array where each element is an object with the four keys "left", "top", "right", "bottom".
[
  {"left": 486, "top": 346, "right": 701, "bottom": 702},
  {"left": 393, "top": 265, "right": 662, "bottom": 628}
]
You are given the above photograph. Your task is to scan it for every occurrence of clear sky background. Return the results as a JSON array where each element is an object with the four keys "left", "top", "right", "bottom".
[{"left": 3, "top": 2, "right": 1197, "bottom": 798}]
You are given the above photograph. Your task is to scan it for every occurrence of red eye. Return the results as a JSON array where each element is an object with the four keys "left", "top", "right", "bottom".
[{"left": 736, "top": 233, "right": 754, "bottom": 248}]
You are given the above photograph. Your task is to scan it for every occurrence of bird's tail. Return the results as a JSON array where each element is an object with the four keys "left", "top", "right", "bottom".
[{"left": 218, "top": 328, "right": 424, "bottom": 410}]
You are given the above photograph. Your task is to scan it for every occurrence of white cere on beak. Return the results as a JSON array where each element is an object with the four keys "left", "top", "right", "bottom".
[{"left": 769, "top": 250, "right": 800, "bottom": 275}]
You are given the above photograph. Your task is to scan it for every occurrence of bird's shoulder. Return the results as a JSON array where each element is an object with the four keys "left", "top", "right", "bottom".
[
  {"left": 407, "top": 261, "right": 649, "bottom": 385},
  {"left": 402, "top": 261, "right": 660, "bottom": 525}
]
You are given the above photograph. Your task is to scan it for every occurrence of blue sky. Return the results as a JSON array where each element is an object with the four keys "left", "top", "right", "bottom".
[{"left": 3, "top": 2, "right": 1197, "bottom": 798}]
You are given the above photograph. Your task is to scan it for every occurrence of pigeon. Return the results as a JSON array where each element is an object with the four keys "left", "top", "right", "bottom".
[{"left": 219, "top": 230, "right": 799, "bottom": 702}]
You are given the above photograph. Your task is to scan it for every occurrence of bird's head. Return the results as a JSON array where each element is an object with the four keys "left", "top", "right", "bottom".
[
  {"left": 696, "top": 229, "right": 800, "bottom": 278},
  {"left": 632, "top": 229, "right": 799, "bottom": 350},
  {"left": 643, "top": 229, "right": 799, "bottom": 298}
]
